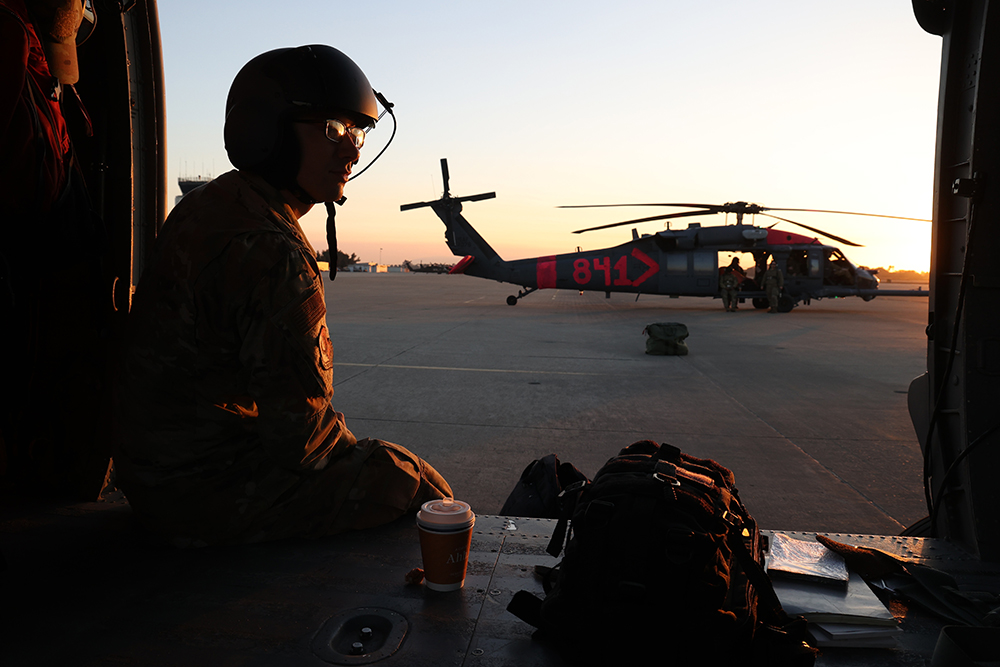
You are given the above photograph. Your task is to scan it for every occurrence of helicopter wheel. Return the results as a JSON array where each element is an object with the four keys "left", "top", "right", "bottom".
[
  {"left": 506, "top": 295, "right": 518, "bottom": 306},
  {"left": 752, "top": 297, "right": 769, "bottom": 310},
  {"left": 777, "top": 295, "right": 795, "bottom": 313}
]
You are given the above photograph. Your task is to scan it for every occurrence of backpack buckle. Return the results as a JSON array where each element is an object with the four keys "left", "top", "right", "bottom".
[
  {"left": 653, "top": 460, "right": 680, "bottom": 486},
  {"left": 721, "top": 509, "right": 745, "bottom": 529},
  {"left": 653, "top": 472, "right": 681, "bottom": 486},
  {"left": 558, "top": 479, "right": 588, "bottom": 498}
]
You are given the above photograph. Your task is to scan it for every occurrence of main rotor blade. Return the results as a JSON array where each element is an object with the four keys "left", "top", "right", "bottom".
[
  {"left": 559, "top": 202, "right": 931, "bottom": 222},
  {"left": 766, "top": 207, "right": 930, "bottom": 222},
  {"left": 440, "top": 158, "right": 451, "bottom": 196},
  {"left": 559, "top": 203, "right": 719, "bottom": 210},
  {"left": 760, "top": 213, "right": 864, "bottom": 247},
  {"left": 572, "top": 209, "right": 715, "bottom": 234}
]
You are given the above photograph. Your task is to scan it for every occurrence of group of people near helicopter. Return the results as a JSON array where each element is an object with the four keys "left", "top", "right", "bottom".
[{"left": 718, "top": 256, "right": 785, "bottom": 313}]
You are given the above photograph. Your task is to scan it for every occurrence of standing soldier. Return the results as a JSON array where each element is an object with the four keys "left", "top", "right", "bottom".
[
  {"left": 762, "top": 261, "right": 785, "bottom": 313},
  {"left": 718, "top": 257, "right": 744, "bottom": 312}
]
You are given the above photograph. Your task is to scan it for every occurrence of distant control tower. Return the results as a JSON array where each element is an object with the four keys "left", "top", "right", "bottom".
[{"left": 175, "top": 175, "right": 211, "bottom": 206}]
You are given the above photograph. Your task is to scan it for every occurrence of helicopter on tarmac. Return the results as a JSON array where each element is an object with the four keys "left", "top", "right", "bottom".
[
  {"left": 402, "top": 159, "right": 930, "bottom": 312},
  {"left": 402, "top": 259, "right": 453, "bottom": 274}
]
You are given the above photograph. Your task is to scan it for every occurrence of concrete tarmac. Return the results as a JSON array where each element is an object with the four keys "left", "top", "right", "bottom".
[{"left": 326, "top": 272, "right": 929, "bottom": 536}]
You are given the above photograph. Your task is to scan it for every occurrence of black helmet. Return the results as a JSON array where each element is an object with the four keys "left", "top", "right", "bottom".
[{"left": 224, "top": 45, "right": 378, "bottom": 178}]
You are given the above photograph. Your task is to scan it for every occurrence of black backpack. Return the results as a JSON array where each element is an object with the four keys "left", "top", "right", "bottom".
[
  {"left": 506, "top": 440, "right": 816, "bottom": 666},
  {"left": 498, "top": 454, "right": 590, "bottom": 519}
]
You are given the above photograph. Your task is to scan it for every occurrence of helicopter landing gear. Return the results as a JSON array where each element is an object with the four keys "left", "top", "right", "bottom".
[
  {"left": 507, "top": 286, "right": 538, "bottom": 305},
  {"left": 752, "top": 297, "right": 769, "bottom": 310}
]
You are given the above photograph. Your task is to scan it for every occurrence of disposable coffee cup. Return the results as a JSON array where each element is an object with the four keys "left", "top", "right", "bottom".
[{"left": 416, "top": 498, "right": 475, "bottom": 591}]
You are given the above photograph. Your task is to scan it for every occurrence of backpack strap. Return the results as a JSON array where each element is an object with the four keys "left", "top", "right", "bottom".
[
  {"left": 546, "top": 479, "right": 588, "bottom": 557},
  {"left": 654, "top": 442, "right": 682, "bottom": 463},
  {"left": 728, "top": 527, "right": 786, "bottom": 619},
  {"left": 729, "top": 529, "right": 818, "bottom": 665}
]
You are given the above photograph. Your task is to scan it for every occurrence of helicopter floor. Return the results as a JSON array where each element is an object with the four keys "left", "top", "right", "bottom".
[{"left": 3, "top": 504, "right": 997, "bottom": 666}]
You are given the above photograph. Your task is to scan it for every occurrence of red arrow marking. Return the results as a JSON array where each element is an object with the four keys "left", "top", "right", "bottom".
[{"left": 631, "top": 248, "right": 659, "bottom": 286}]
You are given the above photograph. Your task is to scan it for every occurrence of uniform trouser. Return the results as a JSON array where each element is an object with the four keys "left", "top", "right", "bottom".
[
  {"left": 143, "top": 437, "right": 454, "bottom": 547},
  {"left": 767, "top": 286, "right": 780, "bottom": 310},
  {"left": 255, "top": 437, "right": 453, "bottom": 543},
  {"left": 721, "top": 289, "right": 737, "bottom": 310}
]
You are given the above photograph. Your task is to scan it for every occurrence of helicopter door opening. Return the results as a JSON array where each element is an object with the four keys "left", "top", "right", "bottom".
[
  {"left": 718, "top": 252, "right": 754, "bottom": 290},
  {"left": 718, "top": 252, "right": 752, "bottom": 274}
]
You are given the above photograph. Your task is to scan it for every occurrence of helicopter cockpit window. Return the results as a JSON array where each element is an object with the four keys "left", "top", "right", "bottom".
[
  {"left": 824, "top": 248, "right": 855, "bottom": 286},
  {"left": 808, "top": 255, "right": 821, "bottom": 277}
]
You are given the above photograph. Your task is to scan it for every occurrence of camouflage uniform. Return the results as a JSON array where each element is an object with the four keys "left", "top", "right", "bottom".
[
  {"left": 719, "top": 271, "right": 739, "bottom": 312},
  {"left": 762, "top": 264, "right": 785, "bottom": 313},
  {"left": 114, "top": 170, "right": 451, "bottom": 546}
]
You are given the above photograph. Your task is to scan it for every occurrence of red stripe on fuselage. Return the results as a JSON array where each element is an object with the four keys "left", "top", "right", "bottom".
[
  {"left": 767, "top": 229, "right": 821, "bottom": 245},
  {"left": 449, "top": 255, "right": 475, "bottom": 274},
  {"left": 537, "top": 255, "right": 557, "bottom": 288}
]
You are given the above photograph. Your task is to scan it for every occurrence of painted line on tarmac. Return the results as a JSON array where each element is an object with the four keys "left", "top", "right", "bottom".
[{"left": 334, "top": 362, "right": 600, "bottom": 376}]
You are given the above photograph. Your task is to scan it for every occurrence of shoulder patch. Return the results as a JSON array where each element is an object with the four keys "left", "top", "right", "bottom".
[
  {"left": 285, "top": 287, "right": 326, "bottom": 337},
  {"left": 318, "top": 323, "right": 334, "bottom": 370}
]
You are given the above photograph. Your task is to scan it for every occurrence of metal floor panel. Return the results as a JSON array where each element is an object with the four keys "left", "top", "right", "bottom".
[{"left": 4, "top": 499, "right": 999, "bottom": 666}]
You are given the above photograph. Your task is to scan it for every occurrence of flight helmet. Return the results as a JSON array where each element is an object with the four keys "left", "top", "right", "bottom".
[{"left": 224, "top": 45, "right": 378, "bottom": 191}]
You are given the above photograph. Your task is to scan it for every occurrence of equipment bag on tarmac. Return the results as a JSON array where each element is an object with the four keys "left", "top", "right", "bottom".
[
  {"left": 506, "top": 440, "right": 817, "bottom": 666},
  {"left": 643, "top": 322, "right": 689, "bottom": 355}
]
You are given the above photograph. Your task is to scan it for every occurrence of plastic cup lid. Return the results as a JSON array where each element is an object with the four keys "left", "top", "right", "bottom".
[{"left": 417, "top": 498, "right": 474, "bottom": 526}]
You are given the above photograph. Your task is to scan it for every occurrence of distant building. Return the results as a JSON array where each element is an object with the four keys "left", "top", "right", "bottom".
[
  {"left": 340, "top": 263, "right": 409, "bottom": 273},
  {"left": 175, "top": 176, "right": 212, "bottom": 206},
  {"left": 352, "top": 263, "right": 389, "bottom": 273}
]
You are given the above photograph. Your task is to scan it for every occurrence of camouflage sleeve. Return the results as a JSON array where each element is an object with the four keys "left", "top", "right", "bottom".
[{"left": 239, "top": 244, "right": 354, "bottom": 470}]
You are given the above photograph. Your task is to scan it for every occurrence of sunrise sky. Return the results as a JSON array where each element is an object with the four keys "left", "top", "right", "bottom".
[{"left": 159, "top": 1, "right": 942, "bottom": 271}]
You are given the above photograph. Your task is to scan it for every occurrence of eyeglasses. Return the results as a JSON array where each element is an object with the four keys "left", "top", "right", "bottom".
[{"left": 323, "top": 119, "right": 367, "bottom": 149}]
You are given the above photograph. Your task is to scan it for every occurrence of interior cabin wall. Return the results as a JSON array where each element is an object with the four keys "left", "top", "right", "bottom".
[{"left": 0, "top": 0, "right": 165, "bottom": 502}]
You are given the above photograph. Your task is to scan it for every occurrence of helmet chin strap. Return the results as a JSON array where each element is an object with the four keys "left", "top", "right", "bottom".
[
  {"left": 325, "top": 196, "right": 347, "bottom": 281},
  {"left": 285, "top": 179, "right": 344, "bottom": 282}
]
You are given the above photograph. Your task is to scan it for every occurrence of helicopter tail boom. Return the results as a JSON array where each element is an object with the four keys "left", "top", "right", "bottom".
[{"left": 401, "top": 159, "right": 509, "bottom": 277}]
